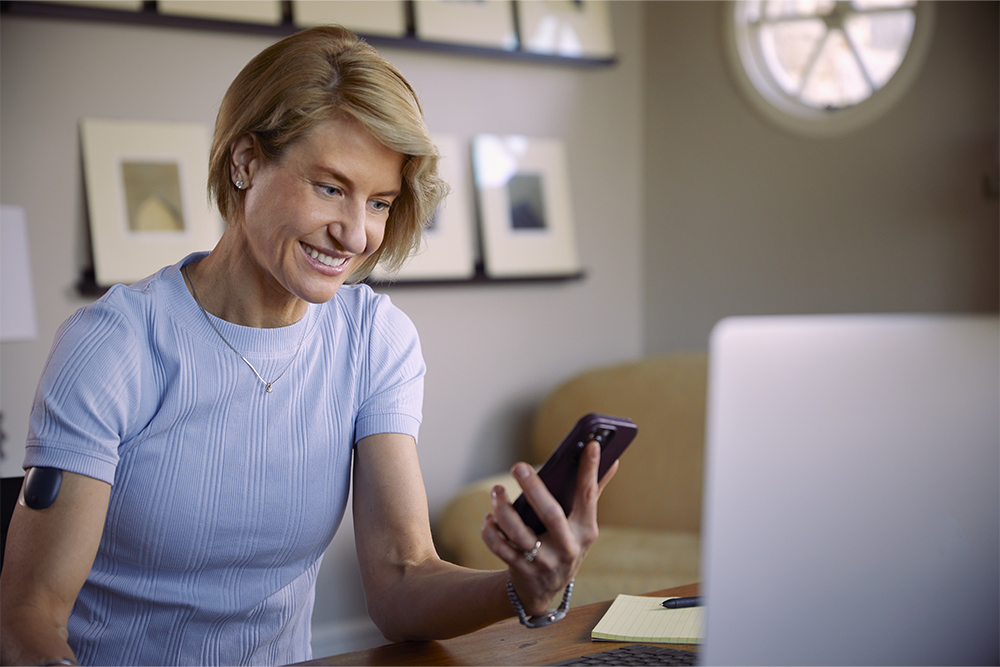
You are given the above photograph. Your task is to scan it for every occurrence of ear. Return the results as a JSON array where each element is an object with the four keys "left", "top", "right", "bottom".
[{"left": 229, "top": 133, "right": 259, "bottom": 189}]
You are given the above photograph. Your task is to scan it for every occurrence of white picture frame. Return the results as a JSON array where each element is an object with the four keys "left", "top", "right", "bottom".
[
  {"left": 371, "top": 135, "right": 476, "bottom": 282},
  {"left": 517, "top": 0, "right": 615, "bottom": 59},
  {"left": 414, "top": 0, "right": 517, "bottom": 50},
  {"left": 473, "top": 135, "right": 580, "bottom": 278},
  {"left": 80, "top": 118, "right": 225, "bottom": 286},
  {"left": 292, "top": 0, "right": 407, "bottom": 37},
  {"left": 157, "top": 0, "right": 283, "bottom": 24}
]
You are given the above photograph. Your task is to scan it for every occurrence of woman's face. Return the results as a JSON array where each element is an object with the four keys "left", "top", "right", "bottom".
[{"left": 237, "top": 115, "right": 404, "bottom": 305}]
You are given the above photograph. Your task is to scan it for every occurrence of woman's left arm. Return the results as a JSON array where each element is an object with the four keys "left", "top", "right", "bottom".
[{"left": 352, "top": 432, "right": 617, "bottom": 641}]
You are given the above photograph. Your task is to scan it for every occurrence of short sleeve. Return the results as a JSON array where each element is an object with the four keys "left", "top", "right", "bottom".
[
  {"left": 24, "top": 292, "right": 143, "bottom": 484},
  {"left": 353, "top": 294, "right": 425, "bottom": 444}
]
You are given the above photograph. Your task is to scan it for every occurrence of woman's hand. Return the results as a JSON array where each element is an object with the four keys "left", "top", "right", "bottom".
[{"left": 480, "top": 440, "right": 619, "bottom": 616}]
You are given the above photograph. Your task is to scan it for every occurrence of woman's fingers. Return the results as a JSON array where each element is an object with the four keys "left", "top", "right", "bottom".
[
  {"left": 487, "top": 484, "right": 543, "bottom": 558},
  {"left": 552, "top": 441, "right": 601, "bottom": 552},
  {"left": 569, "top": 440, "right": 609, "bottom": 522},
  {"left": 598, "top": 458, "right": 620, "bottom": 495},
  {"left": 507, "top": 462, "right": 569, "bottom": 538},
  {"left": 480, "top": 442, "right": 625, "bottom": 618},
  {"left": 481, "top": 511, "right": 524, "bottom": 565}
]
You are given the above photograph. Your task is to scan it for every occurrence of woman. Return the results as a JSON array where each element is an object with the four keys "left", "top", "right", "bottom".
[{"left": 0, "top": 26, "right": 617, "bottom": 666}]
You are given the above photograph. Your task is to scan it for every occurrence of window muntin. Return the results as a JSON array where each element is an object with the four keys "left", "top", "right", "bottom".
[{"left": 726, "top": 0, "right": 933, "bottom": 136}]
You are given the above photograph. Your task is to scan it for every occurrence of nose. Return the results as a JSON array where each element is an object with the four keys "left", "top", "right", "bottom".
[{"left": 328, "top": 197, "right": 368, "bottom": 255}]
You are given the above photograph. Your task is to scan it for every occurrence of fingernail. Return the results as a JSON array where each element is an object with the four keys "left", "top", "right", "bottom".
[{"left": 512, "top": 463, "right": 531, "bottom": 480}]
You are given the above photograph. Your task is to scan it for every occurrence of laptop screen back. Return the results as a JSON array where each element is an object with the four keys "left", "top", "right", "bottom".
[{"left": 700, "top": 315, "right": 999, "bottom": 666}]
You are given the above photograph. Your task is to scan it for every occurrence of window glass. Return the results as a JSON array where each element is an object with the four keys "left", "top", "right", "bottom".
[{"left": 726, "top": 0, "right": 932, "bottom": 136}]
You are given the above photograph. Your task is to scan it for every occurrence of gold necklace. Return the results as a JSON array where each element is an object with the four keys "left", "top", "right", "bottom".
[{"left": 183, "top": 265, "right": 306, "bottom": 394}]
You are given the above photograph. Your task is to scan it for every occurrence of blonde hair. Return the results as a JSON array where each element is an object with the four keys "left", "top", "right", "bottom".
[{"left": 208, "top": 26, "right": 448, "bottom": 281}]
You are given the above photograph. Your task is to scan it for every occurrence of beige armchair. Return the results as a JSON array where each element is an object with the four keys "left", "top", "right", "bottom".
[{"left": 435, "top": 353, "right": 708, "bottom": 607}]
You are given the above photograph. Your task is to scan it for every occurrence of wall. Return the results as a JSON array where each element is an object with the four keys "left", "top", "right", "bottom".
[
  {"left": 0, "top": 2, "right": 645, "bottom": 654},
  {"left": 642, "top": 1, "right": 1000, "bottom": 355}
]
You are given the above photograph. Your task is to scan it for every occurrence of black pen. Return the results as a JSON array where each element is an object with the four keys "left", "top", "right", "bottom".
[{"left": 661, "top": 596, "right": 701, "bottom": 609}]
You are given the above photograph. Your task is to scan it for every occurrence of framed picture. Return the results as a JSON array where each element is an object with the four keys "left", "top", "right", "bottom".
[
  {"left": 473, "top": 135, "right": 580, "bottom": 278},
  {"left": 157, "top": 0, "right": 283, "bottom": 24},
  {"left": 292, "top": 0, "right": 407, "bottom": 37},
  {"left": 414, "top": 0, "right": 518, "bottom": 50},
  {"left": 517, "top": 0, "right": 615, "bottom": 59},
  {"left": 370, "top": 135, "right": 476, "bottom": 282},
  {"left": 80, "top": 118, "right": 225, "bottom": 286}
]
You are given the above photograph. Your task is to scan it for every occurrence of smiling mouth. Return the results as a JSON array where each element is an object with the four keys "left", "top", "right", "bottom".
[{"left": 301, "top": 242, "right": 348, "bottom": 269}]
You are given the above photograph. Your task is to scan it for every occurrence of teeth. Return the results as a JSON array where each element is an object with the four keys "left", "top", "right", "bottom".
[{"left": 304, "top": 243, "right": 347, "bottom": 268}]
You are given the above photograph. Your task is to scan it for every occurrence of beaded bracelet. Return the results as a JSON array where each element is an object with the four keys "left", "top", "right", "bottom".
[{"left": 506, "top": 579, "right": 575, "bottom": 628}]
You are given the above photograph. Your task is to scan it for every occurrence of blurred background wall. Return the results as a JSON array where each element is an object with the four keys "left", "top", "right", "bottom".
[
  {"left": 642, "top": 1, "right": 998, "bottom": 354},
  {"left": 1, "top": 0, "right": 996, "bottom": 656}
]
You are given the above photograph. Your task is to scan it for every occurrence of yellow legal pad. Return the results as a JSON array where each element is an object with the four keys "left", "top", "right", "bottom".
[{"left": 591, "top": 595, "right": 705, "bottom": 644}]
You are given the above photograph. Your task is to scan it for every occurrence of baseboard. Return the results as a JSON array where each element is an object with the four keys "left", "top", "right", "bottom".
[{"left": 310, "top": 615, "right": 388, "bottom": 659}]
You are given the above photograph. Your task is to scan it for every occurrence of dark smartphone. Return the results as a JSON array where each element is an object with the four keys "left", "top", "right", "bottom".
[{"left": 513, "top": 413, "right": 637, "bottom": 535}]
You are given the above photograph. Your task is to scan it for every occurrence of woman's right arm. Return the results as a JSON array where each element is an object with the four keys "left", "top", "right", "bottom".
[{"left": 0, "top": 470, "right": 110, "bottom": 666}]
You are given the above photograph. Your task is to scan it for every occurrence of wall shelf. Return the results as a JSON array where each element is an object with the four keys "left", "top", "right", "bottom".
[
  {"left": 17, "top": 0, "right": 600, "bottom": 296},
  {"left": 76, "top": 265, "right": 585, "bottom": 297},
  {"left": 0, "top": 0, "right": 617, "bottom": 68},
  {"left": 367, "top": 266, "right": 586, "bottom": 288}
]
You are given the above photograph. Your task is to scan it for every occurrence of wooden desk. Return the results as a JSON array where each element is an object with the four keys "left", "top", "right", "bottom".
[{"left": 298, "top": 583, "right": 699, "bottom": 666}]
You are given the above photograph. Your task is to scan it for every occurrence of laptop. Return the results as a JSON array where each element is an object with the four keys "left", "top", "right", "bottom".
[{"left": 699, "top": 314, "right": 999, "bottom": 666}]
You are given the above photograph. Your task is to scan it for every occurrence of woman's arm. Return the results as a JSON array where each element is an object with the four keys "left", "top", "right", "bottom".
[
  {"left": 0, "top": 471, "right": 110, "bottom": 666},
  {"left": 352, "top": 432, "right": 617, "bottom": 641}
]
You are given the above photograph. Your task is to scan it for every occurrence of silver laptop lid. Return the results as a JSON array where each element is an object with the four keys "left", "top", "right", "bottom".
[{"left": 700, "top": 314, "right": 999, "bottom": 666}]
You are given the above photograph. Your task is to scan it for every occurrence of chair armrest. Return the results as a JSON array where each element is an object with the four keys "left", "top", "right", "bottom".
[{"left": 435, "top": 472, "right": 517, "bottom": 571}]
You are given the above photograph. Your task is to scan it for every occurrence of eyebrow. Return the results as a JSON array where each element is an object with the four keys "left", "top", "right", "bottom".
[{"left": 316, "top": 164, "right": 401, "bottom": 199}]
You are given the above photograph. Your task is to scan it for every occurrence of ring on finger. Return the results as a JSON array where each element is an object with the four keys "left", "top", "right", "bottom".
[{"left": 522, "top": 540, "right": 541, "bottom": 562}]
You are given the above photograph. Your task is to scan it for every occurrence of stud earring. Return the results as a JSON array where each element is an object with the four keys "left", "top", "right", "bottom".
[{"left": 235, "top": 180, "right": 244, "bottom": 190}]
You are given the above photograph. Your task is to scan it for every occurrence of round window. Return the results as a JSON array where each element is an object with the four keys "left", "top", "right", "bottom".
[{"left": 725, "top": 1, "right": 935, "bottom": 136}]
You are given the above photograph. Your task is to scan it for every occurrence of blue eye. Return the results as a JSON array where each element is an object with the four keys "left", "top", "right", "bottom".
[
  {"left": 319, "top": 184, "right": 341, "bottom": 197},
  {"left": 371, "top": 200, "right": 391, "bottom": 213}
]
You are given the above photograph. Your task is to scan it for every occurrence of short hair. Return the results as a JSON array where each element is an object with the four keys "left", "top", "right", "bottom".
[{"left": 208, "top": 26, "right": 448, "bottom": 281}]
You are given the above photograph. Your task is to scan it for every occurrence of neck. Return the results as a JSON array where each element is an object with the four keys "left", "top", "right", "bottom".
[{"left": 184, "top": 229, "right": 307, "bottom": 329}]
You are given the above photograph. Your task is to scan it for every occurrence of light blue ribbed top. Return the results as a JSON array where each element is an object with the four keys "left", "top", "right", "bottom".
[{"left": 24, "top": 253, "right": 425, "bottom": 666}]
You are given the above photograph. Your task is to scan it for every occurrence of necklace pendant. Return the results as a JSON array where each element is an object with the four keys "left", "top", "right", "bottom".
[{"left": 184, "top": 265, "right": 303, "bottom": 398}]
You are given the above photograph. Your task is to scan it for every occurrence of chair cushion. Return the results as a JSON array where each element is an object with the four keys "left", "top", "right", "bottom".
[
  {"left": 435, "top": 473, "right": 516, "bottom": 572},
  {"left": 434, "top": 475, "right": 700, "bottom": 608},
  {"left": 529, "top": 354, "right": 708, "bottom": 533},
  {"left": 571, "top": 526, "right": 700, "bottom": 607}
]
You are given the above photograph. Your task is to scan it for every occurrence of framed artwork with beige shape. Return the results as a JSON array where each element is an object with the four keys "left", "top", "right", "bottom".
[{"left": 80, "top": 118, "right": 225, "bottom": 286}]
